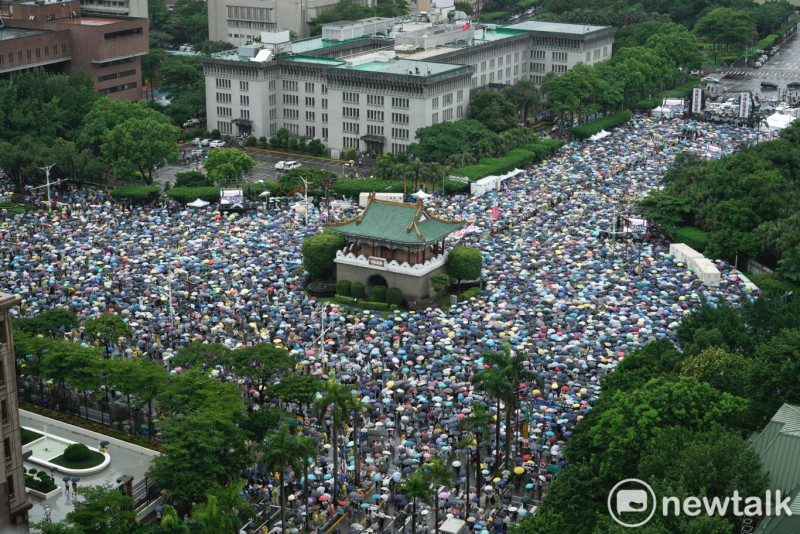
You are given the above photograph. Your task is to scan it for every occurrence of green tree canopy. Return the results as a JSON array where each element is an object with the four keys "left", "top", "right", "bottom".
[
  {"left": 406, "top": 120, "right": 498, "bottom": 163},
  {"left": 467, "top": 90, "right": 517, "bottom": 133},
  {"left": 302, "top": 231, "right": 346, "bottom": 280},
  {"left": 203, "top": 148, "right": 256, "bottom": 184},
  {"left": 447, "top": 246, "right": 483, "bottom": 282}
]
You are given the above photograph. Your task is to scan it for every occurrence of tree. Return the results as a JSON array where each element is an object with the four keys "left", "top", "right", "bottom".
[
  {"left": 693, "top": 8, "right": 756, "bottom": 55},
  {"left": 431, "top": 273, "right": 450, "bottom": 294},
  {"left": 203, "top": 148, "right": 255, "bottom": 184},
  {"left": 406, "top": 120, "right": 498, "bottom": 163},
  {"left": 261, "top": 426, "right": 298, "bottom": 534},
  {"left": 447, "top": 247, "right": 482, "bottom": 289},
  {"left": 270, "top": 374, "right": 322, "bottom": 407},
  {"left": 171, "top": 341, "right": 232, "bottom": 369},
  {"left": 397, "top": 471, "right": 432, "bottom": 534},
  {"left": 104, "top": 114, "right": 179, "bottom": 183},
  {"left": 680, "top": 346, "right": 747, "bottom": 395},
  {"left": 421, "top": 459, "right": 452, "bottom": 534},
  {"left": 502, "top": 78, "right": 540, "bottom": 124},
  {"left": 141, "top": 48, "right": 167, "bottom": 94},
  {"left": 230, "top": 343, "right": 294, "bottom": 391},
  {"left": 457, "top": 403, "right": 492, "bottom": 511},
  {"left": 302, "top": 231, "right": 346, "bottom": 280},
  {"left": 294, "top": 435, "right": 318, "bottom": 533},
  {"left": 14, "top": 309, "right": 78, "bottom": 338},
  {"left": 454, "top": 1, "right": 473, "bottom": 15},
  {"left": 600, "top": 339, "right": 683, "bottom": 396},
  {"left": 308, "top": 0, "right": 376, "bottom": 36},
  {"left": 63, "top": 482, "right": 138, "bottom": 533},
  {"left": 191, "top": 480, "right": 254, "bottom": 534},
  {"left": 467, "top": 91, "right": 517, "bottom": 133},
  {"left": 83, "top": 314, "right": 132, "bottom": 358},
  {"left": 312, "top": 378, "right": 357, "bottom": 505}
]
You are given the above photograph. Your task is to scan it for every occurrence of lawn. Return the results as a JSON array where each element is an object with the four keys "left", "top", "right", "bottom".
[
  {"left": 49, "top": 450, "right": 106, "bottom": 470},
  {"left": 744, "top": 272, "right": 800, "bottom": 294},
  {"left": 21, "top": 428, "right": 43, "bottom": 446}
]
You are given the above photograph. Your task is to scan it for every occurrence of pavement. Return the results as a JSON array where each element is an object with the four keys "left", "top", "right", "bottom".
[{"left": 21, "top": 413, "right": 157, "bottom": 525}]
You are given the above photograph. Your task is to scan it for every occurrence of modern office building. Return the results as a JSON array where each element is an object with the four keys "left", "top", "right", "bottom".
[
  {"left": 0, "top": 0, "right": 148, "bottom": 101},
  {"left": 0, "top": 292, "right": 31, "bottom": 529},
  {"left": 207, "top": 0, "right": 377, "bottom": 43},
  {"left": 201, "top": 15, "right": 615, "bottom": 157}
]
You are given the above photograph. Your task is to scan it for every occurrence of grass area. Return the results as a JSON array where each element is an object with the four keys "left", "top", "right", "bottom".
[
  {"left": 21, "top": 428, "right": 44, "bottom": 446},
  {"left": 673, "top": 226, "right": 710, "bottom": 254},
  {"left": 744, "top": 272, "right": 800, "bottom": 294},
  {"left": 49, "top": 450, "right": 105, "bottom": 470},
  {"left": 0, "top": 200, "right": 27, "bottom": 213}
]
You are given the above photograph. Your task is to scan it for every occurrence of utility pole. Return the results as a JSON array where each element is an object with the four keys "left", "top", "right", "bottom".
[{"left": 37, "top": 163, "right": 57, "bottom": 209}]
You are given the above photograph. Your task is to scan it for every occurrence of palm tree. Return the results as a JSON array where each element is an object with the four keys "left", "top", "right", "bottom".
[
  {"left": 153, "top": 504, "right": 192, "bottom": 533},
  {"left": 422, "top": 459, "right": 452, "bottom": 534},
  {"left": 261, "top": 426, "right": 297, "bottom": 534},
  {"left": 471, "top": 364, "right": 506, "bottom": 471},
  {"left": 350, "top": 396, "right": 368, "bottom": 489},
  {"left": 312, "top": 378, "right": 357, "bottom": 506},
  {"left": 398, "top": 471, "right": 433, "bottom": 534},
  {"left": 457, "top": 403, "right": 492, "bottom": 510},
  {"left": 295, "top": 435, "right": 318, "bottom": 533}
]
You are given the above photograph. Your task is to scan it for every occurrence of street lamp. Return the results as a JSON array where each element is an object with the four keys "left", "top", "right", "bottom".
[
  {"left": 300, "top": 176, "right": 309, "bottom": 226},
  {"left": 37, "top": 163, "right": 57, "bottom": 209}
]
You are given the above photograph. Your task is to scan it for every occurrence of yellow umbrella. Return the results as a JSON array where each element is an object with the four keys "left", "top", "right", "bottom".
[{"left": 514, "top": 467, "right": 525, "bottom": 475}]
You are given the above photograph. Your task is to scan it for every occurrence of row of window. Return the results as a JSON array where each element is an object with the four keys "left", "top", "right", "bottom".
[
  {"left": 103, "top": 82, "right": 137, "bottom": 94},
  {"left": 104, "top": 27, "right": 143, "bottom": 41},
  {"left": 97, "top": 69, "right": 136, "bottom": 82},
  {"left": 217, "top": 92, "right": 232, "bottom": 104},
  {"left": 0, "top": 44, "right": 65, "bottom": 65}
]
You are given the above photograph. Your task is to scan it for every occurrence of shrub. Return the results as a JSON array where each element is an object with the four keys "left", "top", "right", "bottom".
[
  {"left": 431, "top": 273, "right": 451, "bottom": 293},
  {"left": 302, "top": 231, "right": 346, "bottom": 280},
  {"left": 259, "top": 136, "right": 268, "bottom": 148},
  {"left": 335, "top": 295, "right": 356, "bottom": 304},
  {"left": 389, "top": 304, "right": 398, "bottom": 311},
  {"left": 673, "top": 226, "right": 710, "bottom": 254},
  {"left": 64, "top": 443, "right": 91, "bottom": 462},
  {"left": 571, "top": 112, "right": 632, "bottom": 140},
  {"left": 174, "top": 170, "right": 211, "bottom": 188},
  {"left": 24, "top": 473, "right": 56, "bottom": 493},
  {"left": 371, "top": 285, "right": 387, "bottom": 303},
  {"left": 110, "top": 185, "right": 161, "bottom": 202},
  {"left": 211, "top": 128, "right": 221, "bottom": 140},
  {"left": 459, "top": 287, "right": 482, "bottom": 301},
  {"left": 351, "top": 282, "right": 366, "bottom": 299},
  {"left": 386, "top": 288, "right": 404, "bottom": 307},
  {"left": 166, "top": 186, "right": 221, "bottom": 203},
  {"left": 246, "top": 135, "right": 257, "bottom": 146},
  {"left": 452, "top": 140, "right": 563, "bottom": 181},
  {"left": 37, "top": 470, "right": 49, "bottom": 479},
  {"left": 336, "top": 280, "right": 352, "bottom": 297},
  {"left": 444, "top": 180, "right": 470, "bottom": 194}
]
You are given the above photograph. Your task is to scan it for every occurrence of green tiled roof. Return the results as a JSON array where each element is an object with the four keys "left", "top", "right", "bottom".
[{"left": 326, "top": 197, "right": 464, "bottom": 245}]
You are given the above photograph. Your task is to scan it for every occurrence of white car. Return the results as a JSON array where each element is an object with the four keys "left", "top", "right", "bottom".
[
  {"left": 200, "top": 139, "right": 211, "bottom": 147},
  {"left": 209, "top": 140, "right": 225, "bottom": 148},
  {"left": 275, "top": 161, "right": 301, "bottom": 171},
  {"left": 274, "top": 161, "right": 287, "bottom": 170},
  {"left": 191, "top": 138, "right": 201, "bottom": 146},
  {"left": 701, "top": 76, "right": 720, "bottom": 83}
]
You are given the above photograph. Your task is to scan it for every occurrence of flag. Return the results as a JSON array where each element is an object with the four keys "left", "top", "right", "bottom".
[{"left": 462, "top": 21, "right": 471, "bottom": 31}]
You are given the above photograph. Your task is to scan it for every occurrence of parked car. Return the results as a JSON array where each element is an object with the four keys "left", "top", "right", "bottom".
[
  {"left": 274, "top": 161, "right": 287, "bottom": 170},
  {"left": 701, "top": 76, "right": 720, "bottom": 83},
  {"left": 283, "top": 161, "right": 301, "bottom": 170},
  {"left": 191, "top": 138, "right": 201, "bottom": 146},
  {"left": 787, "top": 81, "right": 800, "bottom": 89},
  {"left": 209, "top": 140, "right": 226, "bottom": 148},
  {"left": 200, "top": 139, "right": 211, "bottom": 147},
  {"left": 761, "top": 81, "right": 778, "bottom": 90},
  {"left": 754, "top": 61, "right": 762, "bottom": 68},
  {"left": 183, "top": 118, "right": 200, "bottom": 128}
]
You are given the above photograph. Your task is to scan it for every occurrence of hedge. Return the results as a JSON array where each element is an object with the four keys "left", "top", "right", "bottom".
[
  {"left": 459, "top": 286, "right": 483, "bottom": 301},
  {"left": 333, "top": 179, "right": 405, "bottom": 197},
  {"left": 482, "top": 11, "right": 509, "bottom": 20},
  {"left": 335, "top": 295, "right": 356, "bottom": 304},
  {"left": 452, "top": 139, "right": 564, "bottom": 181},
  {"left": 0, "top": 201, "right": 26, "bottom": 213},
  {"left": 571, "top": 112, "right": 632, "bottom": 140},
  {"left": 360, "top": 301, "right": 389, "bottom": 310},
  {"left": 371, "top": 285, "right": 387, "bottom": 303},
  {"left": 336, "top": 280, "right": 351, "bottom": 297},
  {"left": 444, "top": 180, "right": 470, "bottom": 194},
  {"left": 166, "top": 186, "right": 221, "bottom": 203},
  {"left": 673, "top": 226, "right": 710, "bottom": 255},
  {"left": 111, "top": 184, "right": 161, "bottom": 202},
  {"left": 386, "top": 288, "right": 404, "bottom": 306},
  {"left": 351, "top": 282, "right": 366, "bottom": 299}
]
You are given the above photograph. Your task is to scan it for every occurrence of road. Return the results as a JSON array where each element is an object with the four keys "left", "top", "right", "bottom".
[
  {"left": 152, "top": 145, "right": 377, "bottom": 189},
  {"left": 706, "top": 33, "right": 800, "bottom": 96}
]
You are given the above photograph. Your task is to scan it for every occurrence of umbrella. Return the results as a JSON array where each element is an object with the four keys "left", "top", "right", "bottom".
[
  {"left": 351, "top": 524, "right": 365, "bottom": 531},
  {"left": 71, "top": 477, "right": 80, "bottom": 482}
]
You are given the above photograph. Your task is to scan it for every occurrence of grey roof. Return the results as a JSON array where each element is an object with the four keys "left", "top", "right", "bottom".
[{"left": 505, "top": 20, "right": 612, "bottom": 36}]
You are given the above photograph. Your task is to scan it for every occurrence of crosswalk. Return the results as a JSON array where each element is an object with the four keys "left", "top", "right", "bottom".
[{"left": 719, "top": 70, "right": 800, "bottom": 79}]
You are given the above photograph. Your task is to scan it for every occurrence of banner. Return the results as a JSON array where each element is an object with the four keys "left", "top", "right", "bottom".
[
  {"left": 491, "top": 205, "right": 499, "bottom": 221},
  {"left": 739, "top": 92, "right": 751, "bottom": 119},
  {"left": 220, "top": 188, "right": 244, "bottom": 206},
  {"left": 691, "top": 87, "right": 703, "bottom": 114}
]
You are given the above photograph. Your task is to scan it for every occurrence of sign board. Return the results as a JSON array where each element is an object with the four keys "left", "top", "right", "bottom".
[
  {"left": 283, "top": 418, "right": 303, "bottom": 427},
  {"left": 491, "top": 205, "right": 499, "bottom": 221},
  {"left": 522, "top": 424, "right": 529, "bottom": 440},
  {"left": 538, "top": 461, "right": 548, "bottom": 470},
  {"left": 546, "top": 464, "right": 562, "bottom": 473},
  {"left": 369, "top": 257, "right": 386, "bottom": 267},
  {"left": 220, "top": 188, "right": 244, "bottom": 207},
  {"left": 691, "top": 87, "right": 703, "bottom": 114}
]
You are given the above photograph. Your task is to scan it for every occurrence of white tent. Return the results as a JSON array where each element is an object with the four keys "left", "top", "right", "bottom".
[
  {"left": 411, "top": 189, "right": 432, "bottom": 199},
  {"left": 588, "top": 129, "right": 611, "bottom": 141},
  {"left": 766, "top": 113, "right": 796, "bottom": 131},
  {"left": 187, "top": 198, "right": 210, "bottom": 208},
  {"left": 650, "top": 107, "right": 674, "bottom": 119}
]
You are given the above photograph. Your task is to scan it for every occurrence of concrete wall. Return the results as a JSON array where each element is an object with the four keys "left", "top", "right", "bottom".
[{"left": 336, "top": 262, "right": 447, "bottom": 299}]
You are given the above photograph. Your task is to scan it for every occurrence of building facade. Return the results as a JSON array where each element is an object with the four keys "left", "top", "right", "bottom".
[
  {"left": 0, "top": 0, "right": 148, "bottom": 101},
  {"left": 0, "top": 293, "right": 31, "bottom": 529},
  {"left": 78, "top": 0, "right": 147, "bottom": 19},
  {"left": 201, "top": 19, "right": 614, "bottom": 156},
  {"left": 208, "top": 0, "right": 377, "bottom": 43}
]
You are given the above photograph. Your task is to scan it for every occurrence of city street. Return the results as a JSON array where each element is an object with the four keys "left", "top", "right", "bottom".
[
  {"left": 153, "top": 145, "right": 377, "bottom": 189},
  {"left": 706, "top": 33, "right": 800, "bottom": 95}
]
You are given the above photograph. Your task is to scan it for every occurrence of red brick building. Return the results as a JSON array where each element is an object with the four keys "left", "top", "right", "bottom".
[{"left": 0, "top": 0, "right": 148, "bottom": 101}]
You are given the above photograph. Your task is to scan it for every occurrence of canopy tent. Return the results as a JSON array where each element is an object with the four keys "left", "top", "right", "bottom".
[
  {"left": 187, "top": 198, "right": 210, "bottom": 208},
  {"left": 411, "top": 190, "right": 432, "bottom": 199},
  {"left": 588, "top": 130, "right": 611, "bottom": 141},
  {"left": 766, "top": 113, "right": 796, "bottom": 131},
  {"left": 650, "top": 107, "right": 675, "bottom": 119}
]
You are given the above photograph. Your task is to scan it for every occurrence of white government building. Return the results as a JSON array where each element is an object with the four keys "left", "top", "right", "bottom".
[{"left": 201, "top": 3, "right": 615, "bottom": 158}]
